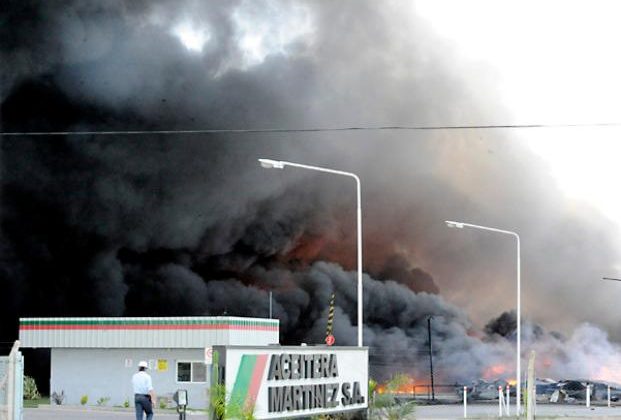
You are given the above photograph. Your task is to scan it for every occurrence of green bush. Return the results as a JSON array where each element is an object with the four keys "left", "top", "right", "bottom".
[
  {"left": 80, "top": 395, "right": 88, "bottom": 405},
  {"left": 96, "top": 397, "right": 110, "bottom": 406},
  {"left": 209, "top": 350, "right": 256, "bottom": 419},
  {"left": 209, "top": 382, "right": 257, "bottom": 419},
  {"left": 124, "top": 398, "right": 130, "bottom": 408},
  {"left": 159, "top": 399, "right": 167, "bottom": 409},
  {"left": 209, "top": 382, "right": 227, "bottom": 419},
  {"left": 23, "top": 376, "right": 41, "bottom": 400}
]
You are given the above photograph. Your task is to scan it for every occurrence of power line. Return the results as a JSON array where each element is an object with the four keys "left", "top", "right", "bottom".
[{"left": 2, "top": 121, "right": 621, "bottom": 137}]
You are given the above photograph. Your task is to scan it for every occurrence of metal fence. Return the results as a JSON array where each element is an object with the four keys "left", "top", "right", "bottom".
[
  {"left": 0, "top": 341, "right": 23, "bottom": 420},
  {"left": 387, "top": 384, "right": 462, "bottom": 402}
]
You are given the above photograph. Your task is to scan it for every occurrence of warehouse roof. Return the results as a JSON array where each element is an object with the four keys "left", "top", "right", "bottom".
[{"left": 19, "top": 316, "right": 279, "bottom": 348}]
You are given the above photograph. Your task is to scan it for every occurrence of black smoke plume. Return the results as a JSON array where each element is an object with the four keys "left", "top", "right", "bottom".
[
  {"left": 3, "top": 0, "right": 621, "bottom": 389},
  {"left": 485, "top": 311, "right": 517, "bottom": 338}
]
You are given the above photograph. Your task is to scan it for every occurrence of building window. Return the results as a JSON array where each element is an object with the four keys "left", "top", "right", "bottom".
[
  {"left": 192, "top": 362, "right": 207, "bottom": 382},
  {"left": 177, "top": 361, "right": 207, "bottom": 383},
  {"left": 177, "top": 362, "right": 191, "bottom": 382}
]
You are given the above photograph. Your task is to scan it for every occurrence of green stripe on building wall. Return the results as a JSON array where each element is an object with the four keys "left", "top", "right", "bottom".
[
  {"left": 230, "top": 355, "right": 257, "bottom": 409},
  {"left": 20, "top": 318, "right": 278, "bottom": 327}
]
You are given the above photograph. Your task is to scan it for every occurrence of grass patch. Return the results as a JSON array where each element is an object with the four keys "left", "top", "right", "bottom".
[{"left": 24, "top": 396, "right": 50, "bottom": 408}]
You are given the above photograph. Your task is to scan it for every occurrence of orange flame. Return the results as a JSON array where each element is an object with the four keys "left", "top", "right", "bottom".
[
  {"left": 482, "top": 364, "right": 510, "bottom": 380},
  {"left": 482, "top": 363, "right": 516, "bottom": 386},
  {"left": 375, "top": 376, "right": 418, "bottom": 395}
]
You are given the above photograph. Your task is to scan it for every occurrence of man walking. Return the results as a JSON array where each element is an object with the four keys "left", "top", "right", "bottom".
[{"left": 133, "top": 360, "right": 156, "bottom": 420}]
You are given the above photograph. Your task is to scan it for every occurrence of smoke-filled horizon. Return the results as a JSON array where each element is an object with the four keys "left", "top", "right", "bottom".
[{"left": 3, "top": 1, "right": 621, "bottom": 384}]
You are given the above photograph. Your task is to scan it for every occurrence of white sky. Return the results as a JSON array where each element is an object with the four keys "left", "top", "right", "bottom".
[
  {"left": 169, "top": 1, "right": 314, "bottom": 71},
  {"left": 528, "top": 133, "right": 621, "bottom": 227},
  {"left": 416, "top": 0, "right": 621, "bottom": 228},
  {"left": 415, "top": 0, "right": 621, "bottom": 124},
  {"left": 172, "top": 22, "right": 211, "bottom": 54}
]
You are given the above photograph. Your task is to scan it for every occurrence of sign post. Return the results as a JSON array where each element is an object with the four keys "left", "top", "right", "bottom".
[{"left": 463, "top": 386, "right": 467, "bottom": 418}]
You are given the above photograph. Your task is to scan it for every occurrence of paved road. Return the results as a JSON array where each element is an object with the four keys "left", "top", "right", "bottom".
[
  {"left": 24, "top": 407, "right": 208, "bottom": 419},
  {"left": 415, "top": 403, "right": 621, "bottom": 419},
  {"left": 24, "top": 404, "right": 621, "bottom": 419}
]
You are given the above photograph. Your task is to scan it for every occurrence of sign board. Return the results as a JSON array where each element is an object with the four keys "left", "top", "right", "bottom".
[
  {"left": 157, "top": 359, "right": 168, "bottom": 372},
  {"left": 205, "top": 346, "right": 213, "bottom": 365},
  {"left": 325, "top": 334, "right": 335, "bottom": 346},
  {"left": 219, "top": 346, "right": 368, "bottom": 419}
]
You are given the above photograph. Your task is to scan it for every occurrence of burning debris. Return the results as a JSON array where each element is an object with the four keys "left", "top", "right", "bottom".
[
  {"left": 545, "top": 380, "right": 621, "bottom": 403},
  {"left": 448, "top": 378, "right": 621, "bottom": 404},
  {"left": 465, "top": 379, "right": 511, "bottom": 401}
]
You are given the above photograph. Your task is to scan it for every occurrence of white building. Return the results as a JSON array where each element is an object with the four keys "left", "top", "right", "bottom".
[{"left": 19, "top": 316, "right": 279, "bottom": 409}]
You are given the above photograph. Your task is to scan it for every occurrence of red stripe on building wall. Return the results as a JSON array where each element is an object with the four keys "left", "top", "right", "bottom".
[
  {"left": 246, "top": 354, "right": 269, "bottom": 407},
  {"left": 19, "top": 324, "right": 278, "bottom": 331}
]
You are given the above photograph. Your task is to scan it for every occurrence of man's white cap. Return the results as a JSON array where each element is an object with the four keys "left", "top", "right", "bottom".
[{"left": 138, "top": 361, "right": 149, "bottom": 369}]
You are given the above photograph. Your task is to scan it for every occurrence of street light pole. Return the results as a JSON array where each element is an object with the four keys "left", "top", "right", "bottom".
[
  {"left": 259, "top": 159, "right": 364, "bottom": 347},
  {"left": 445, "top": 220, "right": 521, "bottom": 415},
  {"left": 427, "top": 316, "right": 435, "bottom": 401}
]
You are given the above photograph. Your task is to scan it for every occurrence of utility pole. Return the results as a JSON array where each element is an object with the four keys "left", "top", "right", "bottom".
[{"left": 427, "top": 316, "right": 435, "bottom": 401}]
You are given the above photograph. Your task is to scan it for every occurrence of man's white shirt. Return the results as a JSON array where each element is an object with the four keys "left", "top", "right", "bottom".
[{"left": 132, "top": 371, "right": 153, "bottom": 394}]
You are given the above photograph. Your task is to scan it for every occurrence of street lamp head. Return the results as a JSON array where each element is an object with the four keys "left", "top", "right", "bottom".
[
  {"left": 445, "top": 221, "right": 464, "bottom": 229},
  {"left": 258, "top": 158, "right": 285, "bottom": 169}
]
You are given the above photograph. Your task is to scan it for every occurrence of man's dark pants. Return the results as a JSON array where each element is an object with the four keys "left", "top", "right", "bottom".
[{"left": 135, "top": 394, "right": 153, "bottom": 420}]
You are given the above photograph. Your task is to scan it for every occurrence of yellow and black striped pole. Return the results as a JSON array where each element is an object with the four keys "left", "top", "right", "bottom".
[{"left": 325, "top": 293, "right": 336, "bottom": 345}]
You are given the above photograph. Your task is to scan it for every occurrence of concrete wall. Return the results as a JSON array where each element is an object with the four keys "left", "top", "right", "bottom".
[{"left": 51, "top": 348, "right": 211, "bottom": 409}]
